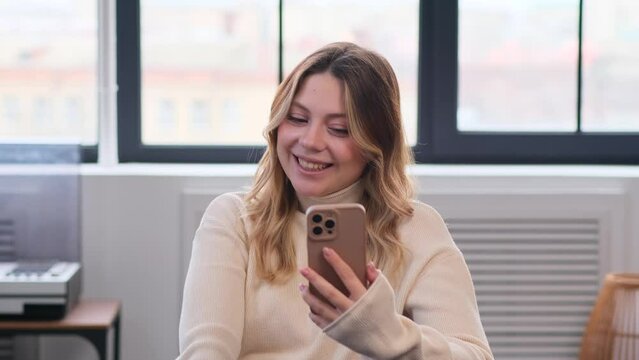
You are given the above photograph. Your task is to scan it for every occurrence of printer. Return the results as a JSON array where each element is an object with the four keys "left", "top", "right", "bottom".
[
  {"left": 0, "top": 261, "right": 81, "bottom": 319},
  {"left": 0, "top": 145, "right": 83, "bottom": 320}
]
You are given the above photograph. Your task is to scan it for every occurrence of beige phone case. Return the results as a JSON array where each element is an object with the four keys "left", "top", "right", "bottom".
[{"left": 306, "top": 203, "right": 367, "bottom": 304}]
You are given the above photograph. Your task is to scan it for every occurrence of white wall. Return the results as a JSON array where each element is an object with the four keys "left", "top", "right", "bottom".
[{"left": 40, "top": 164, "right": 639, "bottom": 360}]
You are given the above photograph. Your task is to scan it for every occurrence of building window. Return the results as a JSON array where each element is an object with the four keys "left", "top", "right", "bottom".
[
  {"left": 0, "top": 1, "right": 98, "bottom": 146},
  {"left": 139, "top": 0, "right": 278, "bottom": 146}
]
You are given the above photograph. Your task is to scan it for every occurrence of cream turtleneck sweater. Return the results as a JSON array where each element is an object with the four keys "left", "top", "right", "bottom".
[{"left": 178, "top": 182, "right": 493, "bottom": 359}]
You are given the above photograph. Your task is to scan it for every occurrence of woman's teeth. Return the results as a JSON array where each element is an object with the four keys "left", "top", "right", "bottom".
[{"left": 298, "top": 157, "right": 328, "bottom": 171}]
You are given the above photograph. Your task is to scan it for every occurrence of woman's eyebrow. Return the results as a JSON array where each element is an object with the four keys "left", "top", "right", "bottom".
[
  {"left": 291, "top": 101, "right": 347, "bottom": 119},
  {"left": 289, "top": 101, "right": 309, "bottom": 112}
]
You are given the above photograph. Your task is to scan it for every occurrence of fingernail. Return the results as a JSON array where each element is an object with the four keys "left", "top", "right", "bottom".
[
  {"left": 367, "top": 261, "right": 375, "bottom": 269},
  {"left": 323, "top": 247, "right": 331, "bottom": 257},
  {"left": 300, "top": 268, "right": 310, "bottom": 276}
]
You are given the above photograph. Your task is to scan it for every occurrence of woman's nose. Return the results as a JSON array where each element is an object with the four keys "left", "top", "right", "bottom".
[{"left": 299, "top": 124, "right": 326, "bottom": 150}]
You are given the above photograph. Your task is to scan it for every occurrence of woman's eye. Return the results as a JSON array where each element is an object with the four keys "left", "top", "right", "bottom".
[
  {"left": 287, "top": 115, "right": 307, "bottom": 124},
  {"left": 329, "top": 128, "right": 349, "bottom": 137}
]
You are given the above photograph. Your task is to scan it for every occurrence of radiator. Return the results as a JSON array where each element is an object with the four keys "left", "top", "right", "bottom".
[
  {"left": 0, "top": 217, "right": 15, "bottom": 359},
  {"left": 423, "top": 190, "right": 625, "bottom": 360},
  {"left": 450, "top": 217, "right": 599, "bottom": 359}
]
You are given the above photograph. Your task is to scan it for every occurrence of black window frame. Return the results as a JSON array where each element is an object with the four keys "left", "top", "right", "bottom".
[
  {"left": 418, "top": 0, "right": 639, "bottom": 164},
  {"left": 83, "top": 146, "right": 98, "bottom": 163},
  {"left": 117, "top": 0, "right": 267, "bottom": 163},
  {"left": 117, "top": 0, "right": 639, "bottom": 164}
]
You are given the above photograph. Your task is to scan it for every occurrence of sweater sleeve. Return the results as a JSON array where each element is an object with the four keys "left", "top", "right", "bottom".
[
  {"left": 178, "top": 193, "right": 249, "bottom": 360},
  {"left": 323, "top": 252, "right": 493, "bottom": 360}
]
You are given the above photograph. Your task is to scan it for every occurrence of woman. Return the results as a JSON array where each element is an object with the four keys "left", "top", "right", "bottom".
[{"left": 179, "top": 42, "right": 493, "bottom": 359}]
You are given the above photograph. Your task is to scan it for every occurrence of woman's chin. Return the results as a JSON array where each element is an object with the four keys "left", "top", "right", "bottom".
[
  {"left": 294, "top": 187, "right": 327, "bottom": 198},
  {"left": 290, "top": 181, "right": 329, "bottom": 198}
]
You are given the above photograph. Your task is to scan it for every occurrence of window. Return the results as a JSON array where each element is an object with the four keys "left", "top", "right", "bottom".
[
  {"left": 0, "top": 1, "right": 98, "bottom": 162},
  {"left": 33, "top": 98, "right": 52, "bottom": 127},
  {"left": 581, "top": 0, "right": 639, "bottom": 132},
  {"left": 458, "top": 1, "right": 579, "bottom": 132},
  {"left": 139, "top": 0, "right": 278, "bottom": 146},
  {"left": 190, "top": 100, "right": 211, "bottom": 132},
  {"left": 117, "top": 0, "right": 278, "bottom": 162},
  {"left": 419, "top": 1, "right": 639, "bottom": 164},
  {"left": 64, "top": 97, "right": 83, "bottom": 128},
  {"left": 2, "top": 96, "right": 20, "bottom": 125},
  {"left": 118, "top": 0, "right": 639, "bottom": 164},
  {"left": 117, "top": 0, "right": 419, "bottom": 163},
  {"left": 221, "top": 100, "right": 241, "bottom": 136}
]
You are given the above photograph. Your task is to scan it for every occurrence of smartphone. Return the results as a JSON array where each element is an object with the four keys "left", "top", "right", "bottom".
[{"left": 306, "top": 203, "right": 367, "bottom": 304}]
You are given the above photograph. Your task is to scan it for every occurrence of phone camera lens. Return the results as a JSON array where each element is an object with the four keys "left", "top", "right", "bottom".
[
  {"left": 312, "top": 214, "right": 322, "bottom": 223},
  {"left": 324, "top": 219, "right": 335, "bottom": 229},
  {"left": 312, "top": 226, "right": 323, "bottom": 235}
]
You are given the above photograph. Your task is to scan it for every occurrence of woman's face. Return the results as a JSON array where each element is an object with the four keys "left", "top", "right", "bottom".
[{"left": 277, "top": 72, "right": 368, "bottom": 198}]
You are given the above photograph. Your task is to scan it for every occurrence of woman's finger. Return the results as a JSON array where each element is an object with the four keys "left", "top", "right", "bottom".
[
  {"left": 299, "top": 284, "right": 340, "bottom": 322},
  {"left": 308, "top": 311, "right": 330, "bottom": 329},
  {"left": 322, "top": 247, "right": 367, "bottom": 300},
  {"left": 300, "top": 267, "right": 352, "bottom": 311}
]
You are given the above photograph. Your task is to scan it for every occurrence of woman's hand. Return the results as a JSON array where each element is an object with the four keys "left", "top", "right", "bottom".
[{"left": 299, "top": 247, "right": 379, "bottom": 328}]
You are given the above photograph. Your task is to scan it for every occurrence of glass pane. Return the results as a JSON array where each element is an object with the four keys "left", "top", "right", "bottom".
[
  {"left": 141, "top": 0, "right": 279, "bottom": 145},
  {"left": 458, "top": 0, "right": 579, "bottom": 132},
  {"left": 582, "top": 1, "right": 639, "bottom": 132},
  {"left": 283, "top": 0, "right": 419, "bottom": 145},
  {"left": 0, "top": 1, "right": 98, "bottom": 144}
]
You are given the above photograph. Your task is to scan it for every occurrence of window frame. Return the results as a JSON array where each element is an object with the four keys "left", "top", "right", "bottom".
[
  {"left": 84, "top": 146, "right": 98, "bottom": 163},
  {"left": 417, "top": 0, "right": 639, "bottom": 164},
  {"left": 117, "top": 0, "right": 639, "bottom": 164},
  {"left": 116, "top": 0, "right": 268, "bottom": 163},
  {"left": 0, "top": 1, "right": 100, "bottom": 164}
]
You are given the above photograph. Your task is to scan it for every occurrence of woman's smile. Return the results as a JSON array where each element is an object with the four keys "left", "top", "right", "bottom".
[{"left": 295, "top": 156, "right": 332, "bottom": 172}]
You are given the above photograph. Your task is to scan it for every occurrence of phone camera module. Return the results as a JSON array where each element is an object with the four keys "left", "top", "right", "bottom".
[
  {"left": 324, "top": 219, "right": 335, "bottom": 229},
  {"left": 312, "top": 226, "right": 323, "bottom": 235},
  {"left": 312, "top": 214, "right": 323, "bottom": 223}
]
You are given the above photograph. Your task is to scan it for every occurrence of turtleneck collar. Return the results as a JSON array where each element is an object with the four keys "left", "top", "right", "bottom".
[{"left": 297, "top": 180, "right": 364, "bottom": 213}]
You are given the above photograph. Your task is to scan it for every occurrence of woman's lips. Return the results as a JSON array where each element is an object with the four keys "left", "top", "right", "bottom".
[{"left": 296, "top": 156, "right": 331, "bottom": 172}]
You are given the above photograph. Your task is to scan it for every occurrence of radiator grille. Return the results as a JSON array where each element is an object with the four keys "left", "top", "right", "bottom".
[
  {"left": 0, "top": 218, "right": 16, "bottom": 261},
  {"left": 0, "top": 218, "right": 17, "bottom": 359},
  {"left": 0, "top": 337, "right": 13, "bottom": 360},
  {"left": 449, "top": 218, "right": 600, "bottom": 360}
]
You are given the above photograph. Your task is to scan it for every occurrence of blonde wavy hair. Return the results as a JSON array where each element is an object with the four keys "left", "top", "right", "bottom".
[{"left": 246, "top": 42, "right": 414, "bottom": 283}]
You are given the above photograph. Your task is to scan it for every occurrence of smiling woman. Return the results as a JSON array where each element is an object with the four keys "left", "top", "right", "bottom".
[
  {"left": 178, "top": 42, "right": 494, "bottom": 359},
  {"left": 276, "top": 72, "right": 367, "bottom": 197}
]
